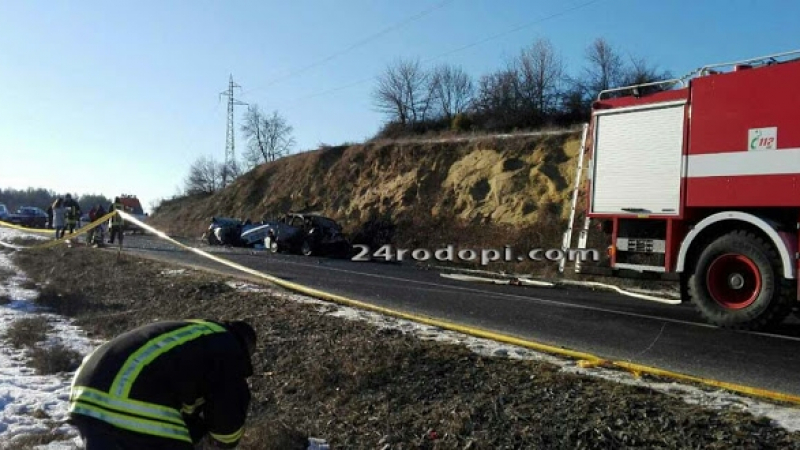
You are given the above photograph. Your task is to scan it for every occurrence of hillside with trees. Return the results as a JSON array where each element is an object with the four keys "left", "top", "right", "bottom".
[
  {"left": 156, "top": 36, "right": 672, "bottom": 274},
  {"left": 179, "top": 37, "right": 671, "bottom": 197}
]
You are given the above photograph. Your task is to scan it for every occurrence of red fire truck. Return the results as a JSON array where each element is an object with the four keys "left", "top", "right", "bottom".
[{"left": 563, "top": 49, "right": 800, "bottom": 331}]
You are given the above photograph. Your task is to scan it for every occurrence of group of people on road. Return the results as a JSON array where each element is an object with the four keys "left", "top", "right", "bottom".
[
  {"left": 46, "top": 195, "right": 129, "bottom": 245},
  {"left": 48, "top": 194, "right": 82, "bottom": 239}
]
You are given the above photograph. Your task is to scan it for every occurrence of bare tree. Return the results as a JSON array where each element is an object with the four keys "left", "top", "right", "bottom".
[
  {"left": 184, "top": 156, "right": 223, "bottom": 195},
  {"left": 622, "top": 55, "right": 673, "bottom": 89},
  {"left": 241, "top": 105, "right": 266, "bottom": 167},
  {"left": 372, "top": 58, "right": 430, "bottom": 125},
  {"left": 473, "top": 69, "right": 524, "bottom": 129},
  {"left": 429, "top": 64, "right": 474, "bottom": 121},
  {"left": 582, "top": 37, "right": 626, "bottom": 98},
  {"left": 515, "top": 38, "right": 565, "bottom": 116},
  {"left": 222, "top": 158, "right": 243, "bottom": 183},
  {"left": 241, "top": 105, "right": 295, "bottom": 167}
]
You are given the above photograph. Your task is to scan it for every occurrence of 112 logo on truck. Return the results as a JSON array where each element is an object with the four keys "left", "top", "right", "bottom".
[{"left": 748, "top": 127, "right": 777, "bottom": 150}]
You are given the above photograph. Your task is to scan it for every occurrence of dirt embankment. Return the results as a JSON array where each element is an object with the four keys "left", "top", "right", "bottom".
[
  {"left": 150, "top": 133, "right": 591, "bottom": 271},
  {"left": 11, "top": 247, "right": 800, "bottom": 449}
]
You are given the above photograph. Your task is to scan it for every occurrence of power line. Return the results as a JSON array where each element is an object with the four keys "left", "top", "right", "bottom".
[
  {"left": 280, "top": 0, "right": 606, "bottom": 108},
  {"left": 239, "top": 0, "right": 456, "bottom": 97},
  {"left": 421, "top": 0, "right": 604, "bottom": 64}
]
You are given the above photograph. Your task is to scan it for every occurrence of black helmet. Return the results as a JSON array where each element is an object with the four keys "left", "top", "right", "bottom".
[{"left": 223, "top": 320, "right": 256, "bottom": 356}]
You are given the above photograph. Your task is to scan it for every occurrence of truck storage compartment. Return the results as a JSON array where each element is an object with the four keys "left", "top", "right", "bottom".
[{"left": 590, "top": 101, "right": 686, "bottom": 216}]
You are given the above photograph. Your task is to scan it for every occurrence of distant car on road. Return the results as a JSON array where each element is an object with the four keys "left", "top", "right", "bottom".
[
  {"left": 246, "top": 213, "right": 351, "bottom": 257},
  {"left": 0, "top": 203, "right": 9, "bottom": 221},
  {"left": 7, "top": 206, "right": 48, "bottom": 228}
]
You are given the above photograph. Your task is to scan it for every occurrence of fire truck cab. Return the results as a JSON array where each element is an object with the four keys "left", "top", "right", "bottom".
[
  {"left": 118, "top": 194, "right": 148, "bottom": 234},
  {"left": 569, "top": 49, "right": 800, "bottom": 331}
]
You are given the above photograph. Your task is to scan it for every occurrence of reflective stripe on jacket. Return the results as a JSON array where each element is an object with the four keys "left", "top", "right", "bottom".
[
  {"left": 68, "top": 320, "right": 251, "bottom": 446},
  {"left": 111, "top": 203, "right": 124, "bottom": 225},
  {"left": 66, "top": 206, "right": 78, "bottom": 224}
]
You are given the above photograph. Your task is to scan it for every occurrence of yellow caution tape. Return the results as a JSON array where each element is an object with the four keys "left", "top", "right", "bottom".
[
  {"left": 116, "top": 211, "right": 800, "bottom": 406},
  {"left": 0, "top": 212, "right": 118, "bottom": 249},
  {"left": 0, "top": 220, "right": 56, "bottom": 235}
]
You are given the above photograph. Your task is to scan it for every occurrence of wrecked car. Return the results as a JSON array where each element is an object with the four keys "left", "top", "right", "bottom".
[
  {"left": 243, "top": 213, "right": 351, "bottom": 257},
  {"left": 203, "top": 217, "right": 252, "bottom": 246}
]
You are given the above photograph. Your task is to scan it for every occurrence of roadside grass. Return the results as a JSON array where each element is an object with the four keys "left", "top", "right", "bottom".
[
  {"left": 34, "top": 285, "right": 90, "bottom": 316},
  {"left": 9, "top": 237, "right": 47, "bottom": 248},
  {"left": 2, "top": 315, "right": 81, "bottom": 374},
  {"left": 29, "top": 343, "right": 82, "bottom": 375},
  {"left": 9, "top": 247, "right": 800, "bottom": 449},
  {"left": 4, "top": 316, "right": 51, "bottom": 348},
  {"left": 197, "top": 422, "right": 307, "bottom": 450},
  {"left": 0, "top": 427, "right": 77, "bottom": 450}
]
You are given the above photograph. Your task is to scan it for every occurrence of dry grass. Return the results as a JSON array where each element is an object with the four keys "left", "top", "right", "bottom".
[
  {"left": 4, "top": 316, "right": 51, "bottom": 348},
  {"left": 8, "top": 237, "right": 49, "bottom": 248},
  {"left": 29, "top": 343, "right": 82, "bottom": 375},
  {"left": 11, "top": 247, "right": 800, "bottom": 450},
  {"left": 2, "top": 315, "right": 81, "bottom": 374},
  {"left": 0, "top": 429, "right": 77, "bottom": 450},
  {"left": 34, "top": 285, "right": 89, "bottom": 316}
]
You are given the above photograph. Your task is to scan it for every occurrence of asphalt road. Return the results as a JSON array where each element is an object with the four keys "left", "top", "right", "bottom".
[{"left": 121, "top": 234, "right": 800, "bottom": 398}]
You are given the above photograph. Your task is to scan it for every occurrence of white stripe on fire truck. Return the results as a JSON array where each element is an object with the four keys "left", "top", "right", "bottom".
[{"left": 686, "top": 148, "right": 800, "bottom": 178}]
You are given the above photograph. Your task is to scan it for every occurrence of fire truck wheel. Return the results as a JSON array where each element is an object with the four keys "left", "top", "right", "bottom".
[{"left": 688, "top": 230, "right": 794, "bottom": 330}]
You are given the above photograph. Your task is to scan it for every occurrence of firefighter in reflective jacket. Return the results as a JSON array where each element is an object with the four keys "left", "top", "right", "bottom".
[
  {"left": 68, "top": 319, "right": 257, "bottom": 449},
  {"left": 108, "top": 198, "right": 126, "bottom": 245},
  {"left": 64, "top": 194, "right": 81, "bottom": 234}
]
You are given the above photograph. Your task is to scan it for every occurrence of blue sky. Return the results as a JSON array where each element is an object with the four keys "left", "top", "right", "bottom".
[{"left": 1, "top": 0, "right": 798, "bottom": 212}]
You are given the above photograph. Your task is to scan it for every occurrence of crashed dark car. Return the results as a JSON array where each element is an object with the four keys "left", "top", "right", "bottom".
[
  {"left": 243, "top": 213, "right": 351, "bottom": 257},
  {"left": 203, "top": 217, "right": 249, "bottom": 246},
  {"left": 7, "top": 206, "right": 48, "bottom": 228}
]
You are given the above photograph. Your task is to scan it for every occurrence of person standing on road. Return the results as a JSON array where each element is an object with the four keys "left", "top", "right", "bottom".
[
  {"left": 68, "top": 319, "right": 257, "bottom": 449},
  {"left": 108, "top": 197, "right": 126, "bottom": 245},
  {"left": 92, "top": 203, "right": 107, "bottom": 246},
  {"left": 46, "top": 204, "right": 53, "bottom": 229},
  {"left": 52, "top": 198, "right": 66, "bottom": 239},
  {"left": 86, "top": 205, "right": 98, "bottom": 245},
  {"left": 63, "top": 194, "right": 81, "bottom": 235}
]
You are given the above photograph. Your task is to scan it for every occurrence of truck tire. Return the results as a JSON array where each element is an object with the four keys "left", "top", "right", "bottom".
[{"left": 687, "top": 230, "right": 793, "bottom": 330}]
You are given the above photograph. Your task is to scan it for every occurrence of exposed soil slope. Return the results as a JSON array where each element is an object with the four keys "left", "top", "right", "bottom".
[{"left": 150, "top": 132, "right": 587, "bottom": 259}]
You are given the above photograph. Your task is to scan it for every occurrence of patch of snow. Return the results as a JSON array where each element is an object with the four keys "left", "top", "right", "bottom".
[
  {"left": 225, "top": 281, "right": 268, "bottom": 293},
  {"left": 0, "top": 229, "right": 98, "bottom": 448},
  {"left": 0, "top": 227, "right": 50, "bottom": 245},
  {"left": 159, "top": 268, "right": 188, "bottom": 276}
]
